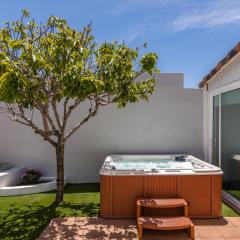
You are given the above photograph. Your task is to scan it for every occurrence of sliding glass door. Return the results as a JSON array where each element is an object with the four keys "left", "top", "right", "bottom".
[
  {"left": 212, "top": 95, "right": 220, "bottom": 167},
  {"left": 212, "top": 88, "right": 240, "bottom": 186},
  {"left": 221, "top": 88, "right": 240, "bottom": 183}
]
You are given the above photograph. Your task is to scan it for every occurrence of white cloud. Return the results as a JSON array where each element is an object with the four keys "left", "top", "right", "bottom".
[
  {"left": 114, "top": 0, "right": 240, "bottom": 44},
  {"left": 126, "top": 28, "right": 143, "bottom": 43},
  {"left": 124, "top": 23, "right": 150, "bottom": 43},
  {"left": 173, "top": 0, "right": 240, "bottom": 31}
]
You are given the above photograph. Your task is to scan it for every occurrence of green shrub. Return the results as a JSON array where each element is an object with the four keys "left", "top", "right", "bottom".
[{"left": 21, "top": 169, "right": 42, "bottom": 185}]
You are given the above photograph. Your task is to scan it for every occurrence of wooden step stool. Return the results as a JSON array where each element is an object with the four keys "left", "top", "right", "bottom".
[{"left": 136, "top": 198, "right": 195, "bottom": 240}]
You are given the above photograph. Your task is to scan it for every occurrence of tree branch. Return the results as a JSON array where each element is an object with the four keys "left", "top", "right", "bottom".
[
  {"left": 1, "top": 104, "right": 57, "bottom": 147},
  {"left": 8, "top": 115, "right": 30, "bottom": 127},
  {"left": 30, "top": 25, "right": 52, "bottom": 44},
  {"left": 18, "top": 106, "right": 57, "bottom": 146},
  {"left": 41, "top": 105, "right": 50, "bottom": 133},
  {"left": 63, "top": 97, "right": 69, "bottom": 118},
  {"left": 51, "top": 100, "right": 62, "bottom": 129},
  {"left": 47, "top": 114, "right": 57, "bottom": 134},
  {"left": 62, "top": 98, "right": 80, "bottom": 132},
  {"left": 63, "top": 99, "right": 99, "bottom": 142}
]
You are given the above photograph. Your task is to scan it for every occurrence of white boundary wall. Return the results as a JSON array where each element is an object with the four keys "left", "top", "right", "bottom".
[{"left": 0, "top": 73, "right": 203, "bottom": 183}]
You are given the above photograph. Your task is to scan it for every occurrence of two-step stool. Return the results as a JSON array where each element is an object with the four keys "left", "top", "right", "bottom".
[{"left": 136, "top": 198, "right": 195, "bottom": 240}]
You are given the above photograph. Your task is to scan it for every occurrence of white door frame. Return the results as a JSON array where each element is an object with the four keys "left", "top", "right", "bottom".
[{"left": 207, "top": 80, "right": 240, "bottom": 165}]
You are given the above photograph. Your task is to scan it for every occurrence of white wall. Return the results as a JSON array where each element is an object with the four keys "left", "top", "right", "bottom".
[{"left": 0, "top": 73, "right": 203, "bottom": 183}]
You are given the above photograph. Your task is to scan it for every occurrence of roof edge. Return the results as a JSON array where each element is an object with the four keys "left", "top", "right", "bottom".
[{"left": 199, "top": 42, "right": 240, "bottom": 88}]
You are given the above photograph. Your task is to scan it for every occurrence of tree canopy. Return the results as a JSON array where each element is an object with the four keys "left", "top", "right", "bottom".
[
  {"left": 0, "top": 10, "right": 158, "bottom": 110},
  {"left": 0, "top": 9, "right": 159, "bottom": 203}
]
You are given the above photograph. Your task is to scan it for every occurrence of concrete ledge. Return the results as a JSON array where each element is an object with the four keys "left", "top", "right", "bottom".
[
  {"left": 0, "top": 177, "right": 67, "bottom": 196},
  {"left": 0, "top": 166, "right": 26, "bottom": 187},
  {"left": 222, "top": 190, "right": 240, "bottom": 214}
]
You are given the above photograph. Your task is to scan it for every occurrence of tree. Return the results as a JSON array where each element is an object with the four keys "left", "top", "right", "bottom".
[{"left": 0, "top": 10, "right": 159, "bottom": 203}]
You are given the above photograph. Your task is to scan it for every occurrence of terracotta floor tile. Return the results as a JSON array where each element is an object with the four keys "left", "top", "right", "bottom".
[
  {"left": 196, "top": 226, "right": 222, "bottom": 238},
  {"left": 221, "top": 238, "right": 240, "bottom": 240},
  {"left": 39, "top": 217, "right": 240, "bottom": 240},
  {"left": 224, "top": 238, "right": 240, "bottom": 240},
  {"left": 228, "top": 217, "right": 240, "bottom": 227},
  {"left": 195, "top": 230, "right": 201, "bottom": 237},
  {"left": 200, "top": 238, "right": 224, "bottom": 240},
  {"left": 216, "top": 226, "right": 240, "bottom": 238}
]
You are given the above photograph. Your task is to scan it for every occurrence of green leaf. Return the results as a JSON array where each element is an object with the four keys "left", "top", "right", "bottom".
[{"left": 0, "top": 10, "right": 159, "bottom": 109}]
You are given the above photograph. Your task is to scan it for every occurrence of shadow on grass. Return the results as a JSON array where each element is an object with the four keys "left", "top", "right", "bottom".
[
  {"left": 59, "top": 202, "right": 100, "bottom": 217},
  {"left": 0, "top": 203, "right": 57, "bottom": 240},
  {"left": 0, "top": 202, "right": 100, "bottom": 240}
]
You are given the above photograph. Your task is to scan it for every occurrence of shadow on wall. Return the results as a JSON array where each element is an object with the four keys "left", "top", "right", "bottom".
[{"left": 0, "top": 73, "right": 203, "bottom": 183}]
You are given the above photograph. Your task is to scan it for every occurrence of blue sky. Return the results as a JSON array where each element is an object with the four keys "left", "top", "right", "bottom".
[{"left": 1, "top": 0, "right": 240, "bottom": 88}]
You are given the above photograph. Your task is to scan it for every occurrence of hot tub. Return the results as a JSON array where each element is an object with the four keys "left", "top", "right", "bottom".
[{"left": 100, "top": 155, "right": 223, "bottom": 218}]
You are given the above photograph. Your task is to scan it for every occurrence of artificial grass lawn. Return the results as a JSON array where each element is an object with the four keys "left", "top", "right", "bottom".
[
  {"left": 227, "top": 190, "right": 240, "bottom": 201},
  {"left": 222, "top": 202, "right": 239, "bottom": 217},
  {"left": 0, "top": 183, "right": 239, "bottom": 240},
  {"left": 0, "top": 183, "right": 100, "bottom": 240}
]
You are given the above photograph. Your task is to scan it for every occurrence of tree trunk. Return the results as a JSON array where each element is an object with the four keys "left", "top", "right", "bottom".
[{"left": 55, "top": 142, "right": 65, "bottom": 204}]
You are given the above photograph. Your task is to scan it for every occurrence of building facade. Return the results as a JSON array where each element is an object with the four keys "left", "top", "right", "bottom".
[{"left": 200, "top": 43, "right": 240, "bottom": 183}]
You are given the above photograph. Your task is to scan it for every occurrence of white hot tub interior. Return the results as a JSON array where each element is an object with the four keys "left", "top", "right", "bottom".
[{"left": 101, "top": 155, "right": 222, "bottom": 174}]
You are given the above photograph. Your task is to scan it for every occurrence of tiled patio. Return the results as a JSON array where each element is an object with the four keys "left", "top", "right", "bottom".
[{"left": 39, "top": 217, "right": 240, "bottom": 240}]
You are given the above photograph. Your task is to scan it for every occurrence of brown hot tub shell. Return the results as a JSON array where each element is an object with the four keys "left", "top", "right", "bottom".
[{"left": 100, "top": 174, "right": 222, "bottom": 218}]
